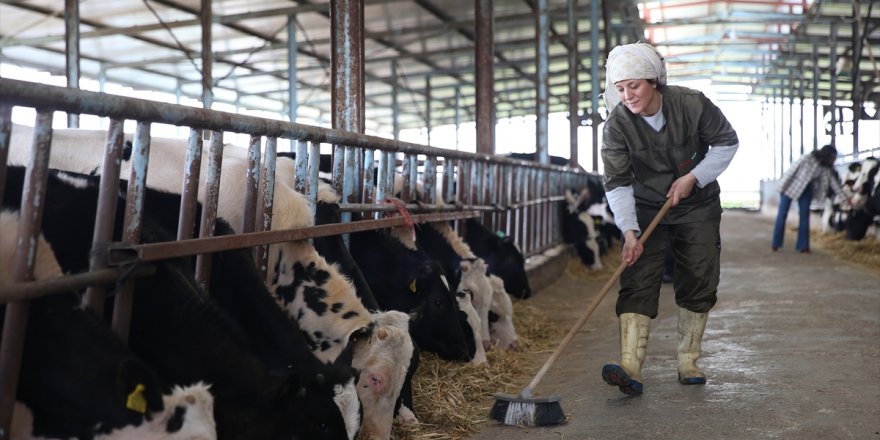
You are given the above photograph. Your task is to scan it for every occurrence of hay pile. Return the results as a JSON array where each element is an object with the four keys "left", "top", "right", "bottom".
[
  {"left": 812, "top": 230, "right": 880, "bottom": 274},
  {"left": 388, "top": 296, "right": 570, "bottom": 439},
  {"left": 388, "top": 248, "right": 620, "bottom": 440}
]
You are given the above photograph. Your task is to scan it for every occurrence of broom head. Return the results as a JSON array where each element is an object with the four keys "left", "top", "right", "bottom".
[{"left": 489, "top": 393, "right": 566, "bottom": 427}]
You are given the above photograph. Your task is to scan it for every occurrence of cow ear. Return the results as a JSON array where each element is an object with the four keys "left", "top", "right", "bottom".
[{"left": 116, "top": 358, "right": 164, "bottom": 415}]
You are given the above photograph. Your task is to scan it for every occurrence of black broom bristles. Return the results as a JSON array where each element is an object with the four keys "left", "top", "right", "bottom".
[{"left": 489, "top": 393, "right": 566, "bottom": 427}]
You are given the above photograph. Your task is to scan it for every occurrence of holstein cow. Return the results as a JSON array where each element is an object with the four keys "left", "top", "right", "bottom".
[
  {"left": 312, "top": 198, "right": 420, "bottom": 432},
  {"left": 2, "top": 167, "right": 358, "bottom": 440},
  {"left": 822, "top": 162, "right": 862, "bottom": 233},
  {"left": 348, "top": 225, "right": 477, "bottom": 363},
  {"left": 8, "top": 124, "right": 374, "bottom": 365},
  {"left": 0, "top": 212, "right": 217, "bottom": 440},
  {"left": 463, "top": 218, "right": 532, "bottom": 299},
  {"left": 846, "top": 157, "right": 880, "bottom": 241},
  {"left": 389, "top": 175, "right": 518, "bottom": 352},
  {"left": 561, "top": 188, "right": 603, "bottom": 270}
]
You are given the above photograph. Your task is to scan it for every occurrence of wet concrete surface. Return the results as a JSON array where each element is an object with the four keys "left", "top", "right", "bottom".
[{"left": 466, "top": 210, "right": 880, "bottom": 440}]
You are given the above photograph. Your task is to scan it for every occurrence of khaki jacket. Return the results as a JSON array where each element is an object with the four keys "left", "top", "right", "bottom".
[{"left": 602, "top": 85, "right": 739, "bottom": 225}]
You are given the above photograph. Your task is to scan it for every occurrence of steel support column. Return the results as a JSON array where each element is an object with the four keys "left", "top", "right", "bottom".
[
  {"left": 567, "top": 0, "right": 579, "bottom": 168},
  {"left": 829, "top": 21, "right": 838, "bottom": 147},
  {"left": 331, "top": 0, "right": 365, "bottom": 229},
  {"left": 64, "top": 0, "right": 80, "bottom": 128},
  {"left": 535, "top": 0, "right": 550, "bottom": 165},
  {"left": 201, "top": 0, "right": 213, "bottom": 109},
  {"left": 590, "top": 0, "right": 601, "bottom": 172},
  {"left": 852, "top": 0, "right": 863, "bottom": 155},
  {"left": 812, "top": 44, "right": 819, "bottom": 151},
  {"left": 288, "top": 15, "right": 298, "bottom": 152},
  {"left": 475, "top": 0, "right": 495, "bottom": 155}
]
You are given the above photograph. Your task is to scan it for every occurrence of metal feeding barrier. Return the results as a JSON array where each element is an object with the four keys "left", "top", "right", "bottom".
[{"left": 0, "top": 77, "right": 591, "bottom": 438}]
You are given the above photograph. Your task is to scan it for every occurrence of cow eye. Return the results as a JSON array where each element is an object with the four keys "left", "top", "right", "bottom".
[
  {"left": 434, "top": 298, "right": 443, "bottom": 308},
  {"left": 317, "top": 422, "right": 328, "bottom": 433}
]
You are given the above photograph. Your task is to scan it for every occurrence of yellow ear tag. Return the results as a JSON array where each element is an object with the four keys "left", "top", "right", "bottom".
[
  {"left": 409, "top": 279, "right": 417, "bottom": 293},
  {"left": 126, "top": 383, "right": 148, "bottom": 414}
]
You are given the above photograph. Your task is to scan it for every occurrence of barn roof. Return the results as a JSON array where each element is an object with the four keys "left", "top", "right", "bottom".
[{"left": 0, "top": 0, "right": 877, "bottom": 133}]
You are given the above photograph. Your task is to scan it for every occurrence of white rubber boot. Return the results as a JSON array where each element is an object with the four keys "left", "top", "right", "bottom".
[
  {"left": 677, "top": 308, "right": 708, "bottom": 384},
  {"left": 602, "top": 313, "right": 650, "bottom": 396}
]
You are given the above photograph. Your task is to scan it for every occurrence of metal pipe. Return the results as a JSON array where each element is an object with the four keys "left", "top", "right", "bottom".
[
  {"left": 194, "top": 130, "right": 224, "bottom": 291},
  {"left": 536, "top": 0, "right": 550, "bottom": 165},
  {"left": 0, "top": 106, "right": 11, "bottom": 206},
  {"left": 64, "top": 0, "right": 80, "bottom": 128},
  {"left": 295, "top": 139, "right": 308, "bottom": 195},
  {"left": 108, "top": 211, "right": 480, "bottom": 265},
  {"left": 256, "top": 137, "right": 278, "bottom": 278},
  {"left": 812, "top": 44, "right": 819, "bottom": 151},
  {"left": 177, "top": 128, "right": 203, "bottom": 240},
  {"left": 0, "top": 112, "right": 53, "bottom": 439},
  {"left": 201, "top": 0, "right": 213, "bottom": 109},
  {"left": 83, "top": 120, "right": 125, "bottom": 315},
  {"left": 287, "top": 15, "right": 299, "bottom": 148},
  {"left": 568, "top": 0, "right": 579, "bottom": 168},
  {"left": 829, "top": 21, "right": 838, "bottom": 147},
  {"left": 0, "top": 266, "right": 157, "bottom": 305},
  {"left": 590, "top": 0, "right": 601, "bottom": 172},
  {"left": 475, "top": 0, "right": 495, "bottom": 155},
  {"left": 242, "top": 135, "right": 262, "bottom": 233},
  {"left": 111, "top": 121, "right": 151, "bottom": 342}
]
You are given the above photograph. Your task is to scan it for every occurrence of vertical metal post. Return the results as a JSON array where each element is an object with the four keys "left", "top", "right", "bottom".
[
  {"left": 0, "top": 112, "right": 52, "bottom": 439},
  {"left": 177, "top": 129, "right": 203, "bottom": 241},
  {"left": 0, "top": 106, "right": 11, "bottom": 205},
  {"left": 475, "top": 0, "right": 495, "bottom": 155},
  {"left": 288, "top": 15, "right": 299, "bottom": 151},
  {"left": 829, "top": 21, "right": 838, "bottom": 147},
  {"left": 194, "top": 131, "right": 224, "bottom": 291},
  {"left": 256, "top": 137, "right": 278, "bottom": 278},
  {"left": 851, "top": 1, "right": 863, "bottom": 155},
  {"left": 590, "top": 0, "right": 601, "bottom": 172},
  {"left": 294, "top": 139, "right": 309, "bottom": 195},
  {"left": 64, "top": 0, "right": 80, "bottom": 128},
  {"left": 788, "top": 76, "right": 794, "bottom": 165},
  {"left": 454, "top": 87, "right": 461, "bottom": 150},
  {"left": 242, "top": 135, "right": 262, "bottom": 233},
  {"left": 307, "top": 141, "right": 320, "bottom": 210},
  {"left": 423, "top": 156, "right": 436, "bottom": 205},
  {"left": 201, "top": 0, "right": 213, "bottom": 109},
  {"left": 391, "top": 62, "right": 399, "bottom": 141},
  {"left": 426, "top": 76, "right": 432, "bottom": 146},
  {"left": 376, "top": 148, "right": 389, "bottom": 219},
  {"left": 568, "top": 0, "right": 579, "bottom": 168},
  {"left": 536, "top": 0, "right": 550, "bottom": 165},
  {"left": 798, "top": 66, "right": 805, "bottom": 157},
  {"left": 83, "top": 120, "right": 125, "bottom": 314},
  {"left": 331, "top": 0, "right": 364, "bottom": 214},
  {"left": 812, "top": 44, "right": 819, "bottom": 151},
  {"left": 111, "top": 121, "right": 151, "bottom": 342}
]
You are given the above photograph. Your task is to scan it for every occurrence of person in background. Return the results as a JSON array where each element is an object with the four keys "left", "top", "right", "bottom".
[
  {"left": 772, "top": 144, "right": 847, "bottom": 254},
  {"left": 600, "top": 42, "right": 740, "bottom": 396}
]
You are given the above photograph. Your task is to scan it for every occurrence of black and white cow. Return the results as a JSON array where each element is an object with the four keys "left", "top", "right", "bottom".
[
  {"left": 561, "top": 188, "right": 604, "bottom": 270},
  {"left": 845, "top": 157, "right": 880, "bottom": 241},
  {"left": 313, "top": 198, "right": 421, "bottom": 433},
  {"left": 823, "top": 162, "right": 862, "bottom": 234},
  {"left": 463, "top": 218, "right": 532, "bottom": 299},
  {"left": 2, "top": 166, "right": 358, "bottom": 440},
  {"left": 0, "top": 211, "right": 216, "bottom": 440},
  {"left": 348, "top": 225, "right": 477, "bottom": 363}
]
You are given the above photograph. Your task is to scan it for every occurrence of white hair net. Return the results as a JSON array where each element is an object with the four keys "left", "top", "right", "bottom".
[{"left": 603, "top": 42, "right": 667, "bottom": 111}]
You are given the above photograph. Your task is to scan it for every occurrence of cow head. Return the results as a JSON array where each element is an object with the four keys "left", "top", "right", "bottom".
[
  {"left": 487, "top": 274, "right": 520, "bottom": 351},
  {"left": 352, "top": 311, "right": 414, "bottom": 440},
  {"left": 458, "top": 259, "right": 493, "bottom": 350}
]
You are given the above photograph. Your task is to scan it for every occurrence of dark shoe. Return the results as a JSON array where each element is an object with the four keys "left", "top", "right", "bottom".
[
  {"left": 799, "top": 248, "right": 811, "bottom": 254},
  {"left": 602, "top": 363, "right": 643, "bottom": 396},
  {"left": 771, "top": 246, "right": 779, "bottom": 252}
]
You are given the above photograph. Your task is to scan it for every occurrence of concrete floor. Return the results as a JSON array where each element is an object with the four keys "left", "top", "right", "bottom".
[{"left": 467, "top": 210, "right": 880, "bottom": 440}]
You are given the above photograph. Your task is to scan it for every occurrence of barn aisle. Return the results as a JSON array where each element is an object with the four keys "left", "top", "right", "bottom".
[{"left": 467, "top": 210, "right": 880, "bottom": 440}]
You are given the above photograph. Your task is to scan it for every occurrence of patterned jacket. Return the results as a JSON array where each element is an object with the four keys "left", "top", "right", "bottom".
[{"left": 778, "top": 154, "right": 845, "bottom": 203}]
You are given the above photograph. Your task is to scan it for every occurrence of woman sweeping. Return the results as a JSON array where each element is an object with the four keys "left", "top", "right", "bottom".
[{"left": 600, "top": 42, "right": 740, "bottom": 396}]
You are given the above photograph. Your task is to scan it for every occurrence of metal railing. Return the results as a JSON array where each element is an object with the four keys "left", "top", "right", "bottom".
[{"left": 0, "top": 77, "right": 592, "bottom": 437}]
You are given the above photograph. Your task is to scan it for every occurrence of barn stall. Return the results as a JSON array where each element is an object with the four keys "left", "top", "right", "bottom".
[{"left": 1, "top": 0, "right": 880, "bottom": 439}]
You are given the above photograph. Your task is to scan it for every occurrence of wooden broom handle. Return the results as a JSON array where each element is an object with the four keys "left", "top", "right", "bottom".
[{"left": 524, "top": 197, "right": 673, "bottom": 393}]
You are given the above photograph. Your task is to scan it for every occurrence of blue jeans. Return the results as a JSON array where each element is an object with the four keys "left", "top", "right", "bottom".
[{"left": 772, "top": 187, "right": 813, "bottom": 252}]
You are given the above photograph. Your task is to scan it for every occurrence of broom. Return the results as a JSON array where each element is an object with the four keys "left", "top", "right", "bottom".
[{"left": 489, "top": 198, "right": 673, "bottom": 426}]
